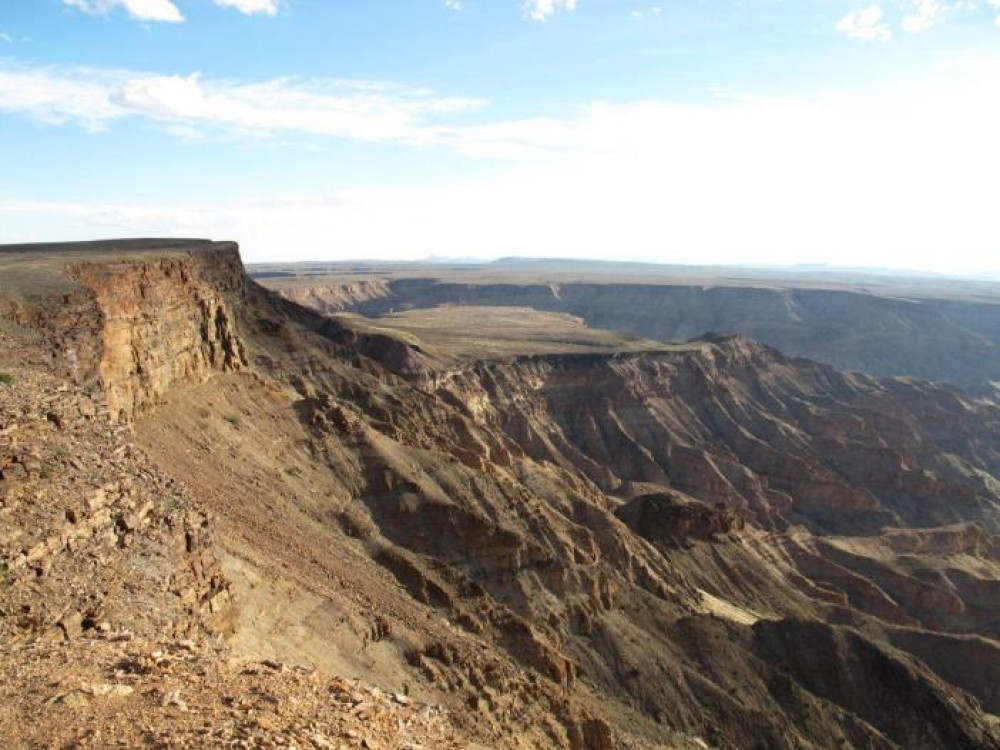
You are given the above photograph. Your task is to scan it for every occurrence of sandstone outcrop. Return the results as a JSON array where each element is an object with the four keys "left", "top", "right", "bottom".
[{"left": 2, "top": 240, "right": 247, "bottom": 422}]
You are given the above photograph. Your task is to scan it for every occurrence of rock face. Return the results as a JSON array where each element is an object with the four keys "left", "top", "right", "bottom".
[
  {"left": 5, "top": 240, "right": 1000, "bottom": 749},
  {"left": 261, "top": 276, "right": 392, "bottom": 315},
  {"left": 69, "top": 243, "right": 249, "bottom": 421},
  {"left": 2, "top": 240, "right": 247, "bottom": 422},
  {"left": 264, "top": 275, "right": 1000, "bottom": 389}
]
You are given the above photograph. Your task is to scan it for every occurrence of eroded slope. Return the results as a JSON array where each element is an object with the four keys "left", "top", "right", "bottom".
[{"left": 3, "top": 241, "right": 1000, "bottom": 749}]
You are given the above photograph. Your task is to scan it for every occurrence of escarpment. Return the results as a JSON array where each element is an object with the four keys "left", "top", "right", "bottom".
[
  {"left": 2, "top": 240, "right": 249, "bottom": 422},
  {"left": 261, "top": 277, "right": 393, "bottom": 315},
  {"left": 70, "top": 243, "right": 250, "bottom": 421},
  {"left": 263, "top": 274, "right": 1000, "bottom": 389},
  {"left": 5, "top": 241, "right": 1000, "bottom": 749}
]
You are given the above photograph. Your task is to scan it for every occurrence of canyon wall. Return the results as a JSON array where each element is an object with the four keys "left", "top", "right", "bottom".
[
  {"left": 271, "top": 276, "right": 1000, "bottom": 389},
  {"left": 219, "top": 282, "right": 1000, "bottom": 746},
  {"left": 6, "top": 242, "right": 1000, "bottom": 748},
  {"left": 6, "top": 242, "right": 249, "bottom": 421},
  {"left": 69, "top": 243, "right": 249, "bottom": 421}
]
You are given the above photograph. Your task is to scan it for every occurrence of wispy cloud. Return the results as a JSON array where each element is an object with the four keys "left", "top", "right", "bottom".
[
  {"left": 444, "top": 0, "right": 463, "bottom": 10},
  {"left": 0, "top": 63, "right": 124, "bottom": 131},
  {"left": 2, "top": 58, "right": 1000, "bottom": 273},
  {"left": 0, "top": 32, "right": 13, "bottom": 44},
  {"left": 629, "top": 6, "right": 661, "bottom": 21},
  {"left": 2, "top": 59, "right": 1000, "bottom": 169},
  {"left": 522, "top": 0, "right": 577, "bottom": 22},
  {"left": 838, "top": 1, "right": 1000, "bottom": 38},
  {"left": 63, "top": 0, "right": 185, "bottom": 23},
  {"left": 212, "top": 0, "right": 278, "bottom": 16},
  {"left": 0, "top": 63, "right": 487, "bottom": 142},
  {"left": 836, "top": 5, "right": 892, "bottom": 40}
]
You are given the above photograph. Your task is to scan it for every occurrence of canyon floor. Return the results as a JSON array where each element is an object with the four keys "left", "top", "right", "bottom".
[{"left": 2, "top": 240, "right": 1000, "bottom": 748}]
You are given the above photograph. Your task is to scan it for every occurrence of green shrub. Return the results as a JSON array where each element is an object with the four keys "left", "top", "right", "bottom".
[{"left": 0, "top": 372, "right": 13, "bottom": 385}]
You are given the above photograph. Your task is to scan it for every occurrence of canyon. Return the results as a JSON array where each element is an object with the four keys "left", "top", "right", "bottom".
[
  {"left": 255, "top": 260, "right": 1000, "bottom": 391},
  {"left": 2, "top": 240, "right": 1000, "bottom": 748}
]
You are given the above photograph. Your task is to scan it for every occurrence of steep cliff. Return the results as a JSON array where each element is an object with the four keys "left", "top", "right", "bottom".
[
  {"left": 263, "top": 276, "right": 392, "bottom": 315},
  {"left": 70, "top": 243, "right": 249, "bottom": 421},
  {"left": 1, "top": 240, "right": 248, "bottom": 421}
]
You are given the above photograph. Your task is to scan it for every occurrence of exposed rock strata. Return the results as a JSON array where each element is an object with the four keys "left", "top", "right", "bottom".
[
  {"left": 269, "top": 275, "right": 1000, "bottom": 389},
  {"left": 2, "top": 241, "right": 248, "bottom": 422},
  {"left": 4, "top": 241, "right": 1000, "bottom": 748}
]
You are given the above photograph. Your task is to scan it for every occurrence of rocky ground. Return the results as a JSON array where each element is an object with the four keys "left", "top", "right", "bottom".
[
  {"left": 0, "top": 323, "right": 474, "bottom": 750},
  {"left": 2, "top": 637, "right": 466, "bottom": 750}
]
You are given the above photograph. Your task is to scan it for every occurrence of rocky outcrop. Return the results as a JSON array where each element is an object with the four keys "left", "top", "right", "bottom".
[
  {"left": 615, "top": 491, "right": 744, "bottom": 545},
  {"left": 67, "top": 242, "right": 249, "bottom": 421},
  {"left": 0, "top": 325, "right": 232, "bottom": 643},
  {"left": 1, "top": 240, "right": 248, "bottom": 422}
]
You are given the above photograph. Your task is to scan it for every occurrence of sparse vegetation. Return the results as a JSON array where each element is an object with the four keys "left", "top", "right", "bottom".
[
  {"left": 0, "top": 372, "right": 13, "bottom": 385},
  {"left": 224, "top": 413, "right": 243, "bottom": 428},
  {"left": 39, "top": 464, "right": 52, "bottom": 480}
]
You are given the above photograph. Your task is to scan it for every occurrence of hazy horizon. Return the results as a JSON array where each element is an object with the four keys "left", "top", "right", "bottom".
[{"left": 2, "top": 1, "right": 999, "bottom": 273}]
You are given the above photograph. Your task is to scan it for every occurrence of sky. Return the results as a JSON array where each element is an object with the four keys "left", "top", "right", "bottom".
[{"left": 0, "top": 1, "right": 999, "bottom": 272}]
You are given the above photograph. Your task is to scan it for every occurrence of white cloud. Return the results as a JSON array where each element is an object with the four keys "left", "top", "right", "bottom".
[
  {"left": 212, "top": 0, "right": 278, "bottom": 16},
  {"left": 0, "top": 63, "right": 487, "bottom": 143},
  {"left": 63, "top": 0, "right": 184, "bottom": 23},
  {"left": 836, "top": 5, "right": 892, "bottom": 40},
  {"left": 0, "top": 64, "right": 124, "bottom": 131},
  {"left": 522, "top": 0, "right": 577, "bottom": 22},
  {"left": 837, "top": 1, "right": 1000, "bottom": 36},
  {"left": 900, "top": 0, "right": 962, "bottom": 32},
  {"left": 0, "top": 32, "right": 12, "bottom": 44},
  {"left": 629, "top": 6, "right": 661, "bottom": 21},
  {"left": 2, "top": 58, "right": 1000, "bottom": 274},
  {"left": 444, "top": 0, "right": 463, "bottom": 10}
]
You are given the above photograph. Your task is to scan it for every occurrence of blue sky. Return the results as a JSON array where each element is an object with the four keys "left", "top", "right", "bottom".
[{"left": 1, "top": 0, "right": 999, "bottom": 272}]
